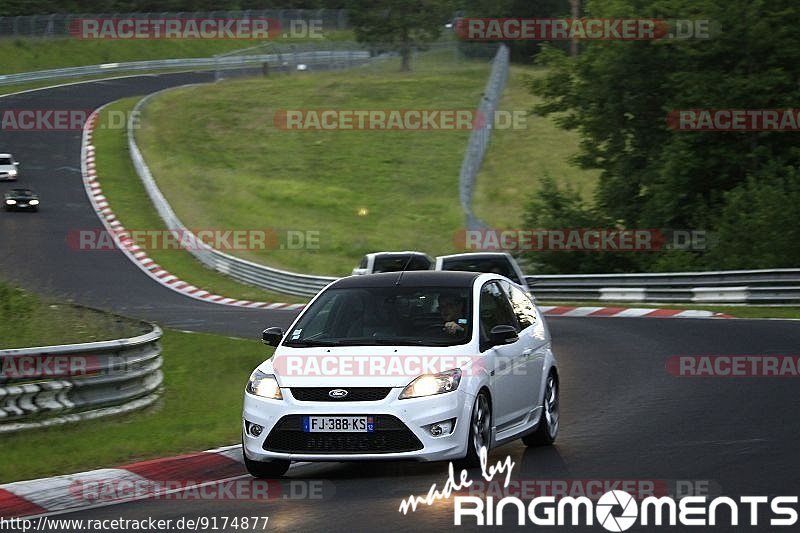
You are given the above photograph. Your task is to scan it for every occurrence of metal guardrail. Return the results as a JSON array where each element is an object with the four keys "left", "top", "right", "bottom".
[
  {"left": 127, "top": 43, "right": 506, "bottom": 298},
  {"left": 459, "top": 43, "right": 509, "bottom": 231},
  {"left": 0, "top": 323, "right": 163, "bottom": 433},
  {"left": 120, "top": 47, "right": 800, "bottom": 304},
  {"left": 128, "top": 87, "right": 337, "bottom": 298},
  {"left": 0, "top": 9, "right": 349, "bottom": 37},
  {"left": 526, "top": 269, "right": 800, "bottom": 304},
  {"left": 0, "top": 50, "right": 370, "bottom": 87}
]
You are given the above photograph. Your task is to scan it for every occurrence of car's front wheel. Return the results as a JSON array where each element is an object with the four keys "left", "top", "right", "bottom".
[
  {"left": 522, "top": 371, "right": 559, "bottom": 447},
  {"left": 243, "top": 450, "right": 291, "bottom": 478},
  {"left": 459, "top": 390, "right": 492, "bottom": 467}
]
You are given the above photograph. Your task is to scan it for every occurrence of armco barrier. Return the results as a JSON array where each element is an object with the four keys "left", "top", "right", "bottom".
[
  {"left": 128, "top": 88, "right": 337, "bottom": 297},
  {"left": 0, "top": 323, "right": 163, "bottom": 434},
  {"left": 0, "top": 50, "right": 370, "bottom": 87},
  {"left": 459, "top": 43, "right": 508, "bottom": 231},
  {"left": 526, "top": 269, "right": 800, "bottom": 304},
  {"left": 105, "top": 45, "right": 800, "bottom": 304}
]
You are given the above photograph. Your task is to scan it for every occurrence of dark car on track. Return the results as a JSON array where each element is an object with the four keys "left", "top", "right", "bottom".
[{"left": 4, "top": 188, "right": 40, "bottom": 211}]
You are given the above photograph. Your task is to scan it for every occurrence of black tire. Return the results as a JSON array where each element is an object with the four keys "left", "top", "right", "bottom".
[
  {"left": 458, "top": 390, "right": 492, "bottom": 468},
  {"left": 243, "top": 451, "right": 291, "bottom": 478},
  {"left": 522, "top": 371, "right": 559, "bottom": 447}
]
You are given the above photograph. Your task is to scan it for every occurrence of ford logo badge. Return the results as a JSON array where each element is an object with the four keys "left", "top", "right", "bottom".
[{"left": 328, "top": 389, "right": 348, "bottom": 399}]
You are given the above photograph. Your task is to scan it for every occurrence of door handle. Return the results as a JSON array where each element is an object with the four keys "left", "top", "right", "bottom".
[{"left": 522, "top": 348, "right": 533, "bottom": 357}]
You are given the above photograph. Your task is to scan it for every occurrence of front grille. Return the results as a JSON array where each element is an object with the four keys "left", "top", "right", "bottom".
[
  {"left": 263, "top": 414, "right": 423, "bottom": 454},
  {"left": 290, "top": 387, "right": 392, "bottom": 402}
]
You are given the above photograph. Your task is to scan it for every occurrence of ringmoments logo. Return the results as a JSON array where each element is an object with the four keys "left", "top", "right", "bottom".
[{"left": 398, "top": 449, "right": 800, "bottom": 529}]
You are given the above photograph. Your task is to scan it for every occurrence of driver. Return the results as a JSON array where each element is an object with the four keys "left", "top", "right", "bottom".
[{"left": 438, "top": 294, "right": 467, "bottom": 336}]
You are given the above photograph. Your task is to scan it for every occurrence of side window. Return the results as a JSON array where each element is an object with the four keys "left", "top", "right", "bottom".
[
  {"left": 479, "top": 282, "right": 519, "bottom": 344},
  {"left": 502, "top": 281, "right": 536, "bottom": 330}
]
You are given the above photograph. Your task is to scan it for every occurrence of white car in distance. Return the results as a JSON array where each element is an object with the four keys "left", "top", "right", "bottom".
[{"left": 0, "top": 154, "right": 20, "bottom": 181}]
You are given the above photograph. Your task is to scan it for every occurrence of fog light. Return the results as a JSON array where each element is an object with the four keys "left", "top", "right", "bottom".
[
  {"left": 247, "top": 422, "right": 264, "bottom": 437},
  {"left": 428, "top": 418, "right": 455, "bottom": 437}
]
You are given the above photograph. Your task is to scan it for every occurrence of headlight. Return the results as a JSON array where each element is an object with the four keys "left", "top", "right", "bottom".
[
  {"left": 399, "top": 368, "right": 462, "bottom": 399},
  {"left": 29, "top": 200, "right": 39, "bottom": 205},
  {"left": 8, "top": 169, "right": 16, "bottom": 176},
  {"left": 246, "top": 370, "right": 283, "bottom": 400},
  {"left": 5, "top": 199, "right": 16, "bottom": 205}
]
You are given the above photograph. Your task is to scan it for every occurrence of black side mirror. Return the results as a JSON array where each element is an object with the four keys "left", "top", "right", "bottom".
[
  {"left": 489, "top": 325, "right": 518, "bottom": 346},
  {"left": 262, "top": 327, "right": 284, "bottom": 347}
]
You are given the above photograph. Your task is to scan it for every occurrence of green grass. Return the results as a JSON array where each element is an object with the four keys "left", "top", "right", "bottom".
[
  {"left": 136, "top": 54, "right": 490, "bottom": 277},
  {"left": 0, "top": 33, "right": 354, "bottom": 75},
  {"left": 472, "top": 65, "right": 600, "bottom": 228},
  {"left": 539, "top": 300, "right": 800, "bottom": 319},
  {"left": 93, "top": 99, "right": 306, "bottom": 303},
  {"left": 0, "top": 282, "right": 146, "bottom": 349},
  {"left": 1, "top": 329, "right": 271, "bottom": 483}
]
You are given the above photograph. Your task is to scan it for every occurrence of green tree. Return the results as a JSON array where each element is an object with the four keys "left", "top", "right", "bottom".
[
  {"left": 706, "top": 171, "right": 800, "bottom": 269},
  {"left": 521, "top": 176, "right": 641, "bottom": 273},
  {"left": 527, "top": 0, "right": 800, "bottom": 272},
  {"left": 347, "top": 0, "right": 453, "bottom": 71},
  {"left": 456, "top": 0, "right": 572, "bottom": 62}
]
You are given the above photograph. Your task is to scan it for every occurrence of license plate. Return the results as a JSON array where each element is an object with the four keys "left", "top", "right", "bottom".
[{"left": 303, "top": 416, "right": 374, "bottom": 433}]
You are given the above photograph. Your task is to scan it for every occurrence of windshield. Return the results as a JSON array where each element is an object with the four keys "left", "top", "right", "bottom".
[
  {"left": 0, "top": 158, "right": 12, "bottom": 165},
  {"left": 373, "top": 255, "right": 431, "bottom": 273},
  {"left": 284, "top": 286, "right": 472, "bottom": 347},
  {"left": 441, "top": 257, "right": 520, "bottom": 284}
]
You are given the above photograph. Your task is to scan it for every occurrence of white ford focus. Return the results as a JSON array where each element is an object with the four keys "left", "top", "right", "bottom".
[{"left": 242, "top": 271, "right": 559, "bottom": 478}]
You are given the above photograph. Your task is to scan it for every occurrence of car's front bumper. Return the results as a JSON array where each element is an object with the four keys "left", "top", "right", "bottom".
[{"left": 242, "top": 387, "right": 475, "bottom": 462}]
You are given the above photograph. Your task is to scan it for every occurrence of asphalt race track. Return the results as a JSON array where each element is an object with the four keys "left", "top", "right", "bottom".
[
  {"left": 2, "top": 74, "right": 800, "bottom": 531},
  {"left": 59, "top": 318, "right": 800, "bottom": 532},
  {"left": 0, "top": 73, "right": 299, "bottom": 337}
]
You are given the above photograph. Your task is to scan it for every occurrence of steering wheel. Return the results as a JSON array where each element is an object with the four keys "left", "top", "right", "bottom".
[{"left": 422, "top": 323, "right": 447, "bottom": 333}]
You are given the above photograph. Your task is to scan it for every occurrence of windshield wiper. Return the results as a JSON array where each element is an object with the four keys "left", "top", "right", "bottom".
[{"left": 282, "top": 339, "right": 342, "bottom": 347}]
